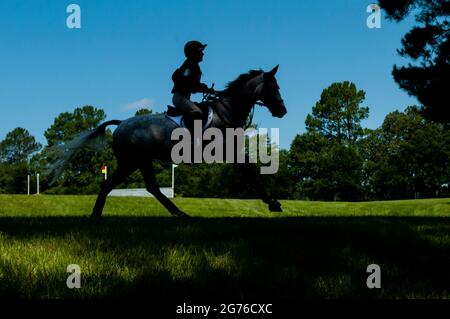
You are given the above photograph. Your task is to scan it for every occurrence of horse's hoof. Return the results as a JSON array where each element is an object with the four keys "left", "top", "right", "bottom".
[
  {"left": 268, "top": 199, "right": 282, "bottom": 212},
  {"left": 174, "top": 210, "right": 191, "bottom": 218},
  {"left": 90, "top": 213, "right": 102, "bottom": 219}
]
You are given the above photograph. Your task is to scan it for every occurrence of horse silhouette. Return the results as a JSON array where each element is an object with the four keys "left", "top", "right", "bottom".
[{"left": 48, "top": 66, "right": 287, "bottom": 218}]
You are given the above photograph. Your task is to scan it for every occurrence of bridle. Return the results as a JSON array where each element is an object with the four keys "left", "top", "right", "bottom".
[
  {"left": 205, "top": 93, "right": 266, "bottom": 129},
  {"left": 202, "top": 77, "right": 270, "bottom": 129}
]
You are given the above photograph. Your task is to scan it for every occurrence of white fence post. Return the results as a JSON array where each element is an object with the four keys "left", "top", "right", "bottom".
[{"left": 172, "top": 164, "right": 178, "bottom": 198}]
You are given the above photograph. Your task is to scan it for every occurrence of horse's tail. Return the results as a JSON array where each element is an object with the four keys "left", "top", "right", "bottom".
[{"left": 46, "top": 120, "right": 122, "bottom": 185}]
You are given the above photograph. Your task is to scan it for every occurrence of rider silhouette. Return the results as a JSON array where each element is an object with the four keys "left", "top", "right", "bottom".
[{"left": 171, "top": 40, "right": 214, "bottom": 133}]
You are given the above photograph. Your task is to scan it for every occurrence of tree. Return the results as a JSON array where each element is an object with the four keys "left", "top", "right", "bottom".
[
  {"left": 360, "top": 106, "right": 450, "bottom": 199},
  {"left": 0, "top": 127, "right": 42, "bottom": 164},
  {"left": 0, "top": 162, "right": 28, "bottom": 194},
  {"left": 289, "top": 131, "right": 363, "bottom": 201},
  {"left": 379, "top": 0, "right": 450, "bottom": 125},
  {"left": 134, "top": 108, "right": 153, "bottom": 116},
  {"left": 289, "top": 82, "right": 369, "bottom": 200},
  {"left": 305, "top": 81, "right": 369, "bottom": 144},
  {"left": 0, "top": 127, "right": 41, "bottom": 194},
  {"left": 44, "top": 105, "right": 106, "bottom": 146}
]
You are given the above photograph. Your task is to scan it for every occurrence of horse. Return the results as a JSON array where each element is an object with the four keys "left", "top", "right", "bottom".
[{"left": 48, "top": 65, "right": 287, "bottom": 218}]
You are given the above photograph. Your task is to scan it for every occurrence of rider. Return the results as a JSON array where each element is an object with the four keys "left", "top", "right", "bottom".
[{"left": 171, "top": 40, "right": 214, "bottom": 133}]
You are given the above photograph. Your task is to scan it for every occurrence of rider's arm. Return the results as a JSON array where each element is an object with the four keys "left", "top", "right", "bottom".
[{"left": 193, "top": 82, "right": 209, "bottom": 93}]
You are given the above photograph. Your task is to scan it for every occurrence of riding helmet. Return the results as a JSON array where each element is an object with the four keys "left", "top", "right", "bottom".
[{"left": 184, "top": 40, "right": 207, "bottom": 58}]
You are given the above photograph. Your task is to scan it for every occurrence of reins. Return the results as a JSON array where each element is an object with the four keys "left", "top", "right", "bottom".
[{"left": 202, "top": 83, "right": 266, "bottom": 130}]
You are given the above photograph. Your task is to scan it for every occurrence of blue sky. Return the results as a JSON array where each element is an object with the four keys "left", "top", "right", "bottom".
[{"left": 0, "top": 0, "right": 417, "bottom": 149}]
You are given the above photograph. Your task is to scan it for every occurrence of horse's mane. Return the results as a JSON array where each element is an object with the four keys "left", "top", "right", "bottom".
[{"left": 221, "top": 69, "right": 263, "bottom": 98}]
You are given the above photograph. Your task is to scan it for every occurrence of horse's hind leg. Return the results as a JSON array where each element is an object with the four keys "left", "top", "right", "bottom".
[
  {"left": 140, "top": 163, "right": 190, "bottom": 218},
  {"left": 91, "top": 165, "right": 136, "bottom": 218}
]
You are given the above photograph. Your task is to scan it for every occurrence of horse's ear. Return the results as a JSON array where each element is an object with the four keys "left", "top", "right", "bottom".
[{"left": 268, "top": 65, "right": 279, "bottom": 76}]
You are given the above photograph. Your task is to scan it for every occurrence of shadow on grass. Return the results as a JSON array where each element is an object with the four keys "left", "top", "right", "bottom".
[{"left": 0, "top": 216, "right": 449, "bottom": 299}]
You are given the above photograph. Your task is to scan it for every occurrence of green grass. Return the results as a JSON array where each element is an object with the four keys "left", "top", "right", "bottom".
[{"left": 0, "top": 195, "right": 449, "bottom": 299}]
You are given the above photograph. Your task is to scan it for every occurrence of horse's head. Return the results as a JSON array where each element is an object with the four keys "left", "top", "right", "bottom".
[
  {"left": 221, "top": 67, "right": 287, "bottom": 124},
  {"left": 252, "top": 65, "right": 287, "bottom": 118}
]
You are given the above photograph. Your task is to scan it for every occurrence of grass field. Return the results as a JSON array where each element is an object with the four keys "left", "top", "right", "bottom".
[{"left": 0, "top": 195, "right": 449, "bottom": 299}]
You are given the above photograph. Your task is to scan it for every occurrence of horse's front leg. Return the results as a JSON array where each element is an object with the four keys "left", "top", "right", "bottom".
[{"left": 237, "top": 155, "right": 282, "bottom": 212}]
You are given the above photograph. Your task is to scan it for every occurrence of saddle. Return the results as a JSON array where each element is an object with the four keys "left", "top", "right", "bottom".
[{"left": 165, "top": 101, "right": 214, "bottom": 130}]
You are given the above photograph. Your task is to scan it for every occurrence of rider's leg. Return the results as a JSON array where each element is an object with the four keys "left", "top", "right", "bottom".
[
  {"left": 172, "top": 93, "right": 203, "bottom": 124},
  {"left": 172, "top": 93, "right": 202, "bottom": 118},
  {"left": 172, "top": 93, "right": 203, "bottom": 141}
]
